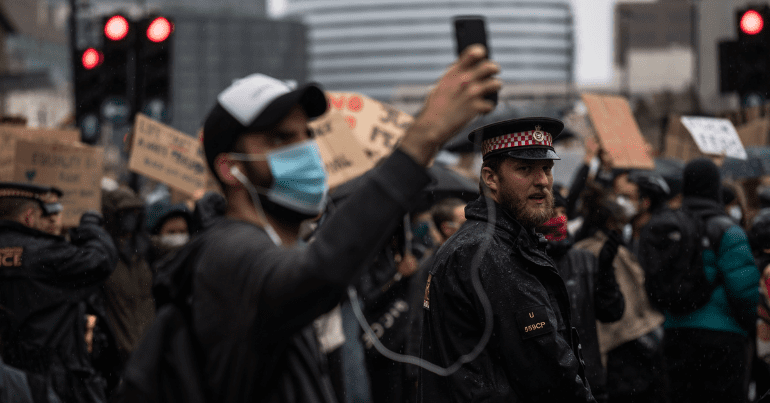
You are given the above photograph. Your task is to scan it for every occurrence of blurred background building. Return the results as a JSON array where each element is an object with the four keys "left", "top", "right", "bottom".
[{"left": 286, "top": 0, "right": 576, "bottom": 115}]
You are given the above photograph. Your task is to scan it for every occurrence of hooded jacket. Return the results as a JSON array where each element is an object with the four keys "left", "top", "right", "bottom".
[
  {"left": 419, "top": 197, "right": 595, "bottom": 402},
  {"left": 0, "top": 213, "right": 117, "bottom": 403}
]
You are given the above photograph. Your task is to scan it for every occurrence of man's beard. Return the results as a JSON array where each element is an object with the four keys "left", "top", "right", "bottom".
[{"left": 499, "top": 186, "right": 554, "bottom": 230}]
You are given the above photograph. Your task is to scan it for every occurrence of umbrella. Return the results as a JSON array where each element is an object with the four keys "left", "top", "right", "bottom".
[
  {"left": 721, "top": 147, "right": 770, "bottom": 179},
  {"left": 415, "top": 163, "right": 479, "bottom": 211}
]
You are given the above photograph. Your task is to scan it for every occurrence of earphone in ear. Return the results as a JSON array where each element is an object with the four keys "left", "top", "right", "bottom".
[{"left": 230, "top": 166, "right": 240, "bottom": 176}]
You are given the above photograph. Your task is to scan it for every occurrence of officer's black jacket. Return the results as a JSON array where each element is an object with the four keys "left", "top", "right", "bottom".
[
  {"left": 0, "top": 214, "right": 118, "bottom": 402},
  {"left": 420, "top": 197, "right": 595, "bottom": 402},
  {"left": 157, "top": 150, "right": 431, "bottom": 402}
]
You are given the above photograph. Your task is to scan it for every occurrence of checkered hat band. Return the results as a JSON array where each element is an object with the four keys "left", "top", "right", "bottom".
[
  {"left": 482, "top": 130, "right": 553, "bottom": 155},
  {"left": 0, "top": 189, "right": 41, "bottom": 200}
]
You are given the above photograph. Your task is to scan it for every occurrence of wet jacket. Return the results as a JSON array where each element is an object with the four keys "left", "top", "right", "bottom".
[
  {"left": 419, "top": 197, "right": 595, "bottom": 402},
  {"left": 664, "top": 197, "right": 759, "bottom": 336},
  {"left": 550, "top": 241, "right": 624, "bottom": 395},
  {"left": 0, "top": 214, "right": 118, "bottom": 403},
  {"left": 158, "top": 150, "right": 431, "bottom": 402}
]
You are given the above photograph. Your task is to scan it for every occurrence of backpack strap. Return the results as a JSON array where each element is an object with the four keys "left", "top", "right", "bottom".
[{"left": 705, "top": 215, "right": 735, "bottom": 254}]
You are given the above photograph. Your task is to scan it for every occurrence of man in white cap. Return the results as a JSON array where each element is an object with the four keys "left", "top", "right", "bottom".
[{"left": 127, "top": 46, "right": 500, "bottom": 402}]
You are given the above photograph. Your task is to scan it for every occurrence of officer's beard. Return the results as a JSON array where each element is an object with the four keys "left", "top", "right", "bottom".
[{"left": 500, "top": 187, "right": 554, "bottom": 230}]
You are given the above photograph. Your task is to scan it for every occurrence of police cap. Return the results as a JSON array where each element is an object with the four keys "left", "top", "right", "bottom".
[
  {"left": 468, "top": 117, "right": 563, "bottom": 160},
  {"left": 0, "top": 182, "right": 62, "bottom": 215}
]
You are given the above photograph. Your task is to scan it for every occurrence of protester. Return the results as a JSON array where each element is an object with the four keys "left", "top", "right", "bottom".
[
  {"left": 357, "top": 225, "right": 419, "bottom": 403},
  {"left": 625, "top": 172, "right": 671, "bottom": 257},
  {"left": 430, "top": 198, "right": 466, "bottom": 245},
  {"left": 117, "top": 45, "right": 500, "bottom": 402},
  {"left": 0, "top": 182, "right": 118, "bottom": 403},
  {"left": 420, "top": 117, "right": 596, "bottom": 402},
  {"left": 573, "top": 184, "right": 666, "bottom": 403},
  {"left": 35, "top": 186, "right": 63, "bottom": 236},
  {"left": 101, "top": 187, "right": 155, "bottom": 363},
  {"left": 144, "top": 200, "right": 192, "bottom": 265},
  {"left": 662, "top": 158, "right": 759, "bottom": 403},
  {"left": 723, "top": 182, "right": 749, "bottom": 229},
  {"left": 541, "top": 192, "right": 625, "bottom": 403}
]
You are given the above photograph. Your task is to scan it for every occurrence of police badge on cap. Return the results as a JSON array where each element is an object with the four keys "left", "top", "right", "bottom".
[{"left": 468, "top": 117, "right": 564, "bottom": 160}]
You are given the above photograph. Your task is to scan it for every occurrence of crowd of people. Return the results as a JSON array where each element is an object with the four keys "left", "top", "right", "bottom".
[{"left": 0, "top": 44, "right": 768, "bottom": 403}]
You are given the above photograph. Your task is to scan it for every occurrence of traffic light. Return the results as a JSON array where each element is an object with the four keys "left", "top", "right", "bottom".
[
  {"left": 720, "top": 5, "right": 770, "bottom": 106},
  {"left": 101, "top": 14, "right": 134, "bottom": 126},
  {"left": 135, "top": 16, "right": 173, "bottom": 122},
  {"left": 74, "top": 47, "right": 104, "bottom": 144}
]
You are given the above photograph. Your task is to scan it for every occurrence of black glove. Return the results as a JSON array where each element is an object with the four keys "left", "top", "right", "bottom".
[
  {"left": 79, "top": 211, "right": 104, "bottom": 226},
  {"left": 598, "top": 230, "right": 622, "bottom": 271}
]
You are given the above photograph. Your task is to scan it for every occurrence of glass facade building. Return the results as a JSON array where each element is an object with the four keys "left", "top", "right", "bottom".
[{"left": 286, "top": 0, "right": 575, "bottom": 100}]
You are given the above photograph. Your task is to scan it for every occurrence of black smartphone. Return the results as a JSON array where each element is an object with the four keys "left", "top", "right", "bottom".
[{"left": 453, "top": 15, "right": 497, "bottom": 108}]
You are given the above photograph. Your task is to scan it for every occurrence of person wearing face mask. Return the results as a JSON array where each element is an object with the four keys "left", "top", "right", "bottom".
[
  {"left": 145, "top": 201, "right": 192, "bottom": 266},
  {"left": 116, "top": 46, "right": 501, "bottom": 402},
  {"left": 100, "top": 187, "right": 156, "bottom": 365},
  {"left": 573, "top": 184, "right": 666, "bottom": 403},
  {"left": 623, "top": 172, "right": 671, "bottom": 258},
  {"left": 539, "top": 192, "right": 624, "bottom": 403}
]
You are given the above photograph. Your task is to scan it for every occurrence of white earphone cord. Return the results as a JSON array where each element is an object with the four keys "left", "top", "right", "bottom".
[{"left": 347, "top": 132, "right": 496, "bottom": 378}]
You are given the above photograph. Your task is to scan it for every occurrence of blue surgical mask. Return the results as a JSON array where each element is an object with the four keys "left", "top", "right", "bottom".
[{"left": 229, "top": 140, "right": 329, "bottom": 216}]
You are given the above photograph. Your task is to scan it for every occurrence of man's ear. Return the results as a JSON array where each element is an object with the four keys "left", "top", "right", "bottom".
[
  {"left": 481, "top": 167, "right": 499, "bottom": 194},
  {"left": 214, "top": 154, "right": 241, "bottom": 187},
  {"left": 21, "top": 207, "right": 37, "bottom": 228}
]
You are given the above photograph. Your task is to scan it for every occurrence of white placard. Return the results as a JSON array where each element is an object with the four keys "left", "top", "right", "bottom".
[{"left": 680, "top": 116, "right": 748, "bottom": 160}]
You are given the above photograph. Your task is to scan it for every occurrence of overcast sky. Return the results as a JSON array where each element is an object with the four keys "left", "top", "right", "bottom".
[{"left": 267, "top": 0, "right": 618, "bottom": 86}]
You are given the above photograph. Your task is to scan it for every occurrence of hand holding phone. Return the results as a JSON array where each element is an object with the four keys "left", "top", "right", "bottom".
[{"left": 453, "top": 16, "right": 498, "bottom": 108}]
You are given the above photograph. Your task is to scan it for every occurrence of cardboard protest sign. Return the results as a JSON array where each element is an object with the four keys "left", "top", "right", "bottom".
[
  {"left": 0, "top": 126, "right": 80, "bottom": 180},
  {"left": 324, "top": 92, "right": 413, "bottom": 162},
  {"left": 663, "top": 115, "right": 700, "bottom": 161},
  {"left": 309, "top": 113, "right": 373, "bottom": 189},
  {"left": 736, "top": 118, "right": 770, "bottom": 148},
  {"left": 680, "top": 116, "right": 747, "bottom": 160},
  {"left": 581, "top": 93, "right": 655, "bottom": 170},
  {"left": 128, "top": 114, "right": 211, "bottom": 197},
  {"left": 11, "top": 139, "right": 103, "bottom": 227}
]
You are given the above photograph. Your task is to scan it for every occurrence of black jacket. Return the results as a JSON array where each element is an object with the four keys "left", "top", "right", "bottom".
[
  {"left": 551, "top": 241, "right": 624, "bottom": 395},
  {"left": 420, "top": 197, "right": 595, "bottom": 402},
  {"left": 0, "top": 214, "right": 118, "bottom": 403},
  {"left": 155, "top": 150, "right": 431, "bottom": 402}
]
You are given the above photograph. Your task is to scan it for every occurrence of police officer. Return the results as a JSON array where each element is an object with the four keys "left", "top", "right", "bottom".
[
  {"left": 420, "top": 118, "right": 595, "bottom": 402},
  {"left": 0, "top": 182, "right": 118, "bottom": 403}
]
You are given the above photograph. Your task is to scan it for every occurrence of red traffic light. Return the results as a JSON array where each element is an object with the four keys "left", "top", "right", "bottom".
[
  {"left": 741, "top": 9, "right": 764, "bottom": 35},
  {"left": 146, "top": 17, "right": 173, "bottom": 43},
  {"left": 81, "top": 48, "right": 103, "bottom": 69},
  {"left": 104, "top": 15, "right": 130, "bottom": 41}
]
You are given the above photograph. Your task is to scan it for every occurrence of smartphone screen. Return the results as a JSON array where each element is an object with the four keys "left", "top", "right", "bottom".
[{"left": 453, "top": 16, "right": 497, "bottom": 107}]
